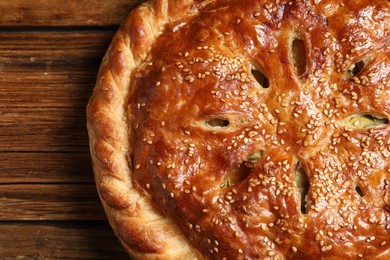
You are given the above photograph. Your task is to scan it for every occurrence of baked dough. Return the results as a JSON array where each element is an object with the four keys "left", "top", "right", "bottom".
[{"left": 87, "top": 0, "right": 390, "bottom": 258}]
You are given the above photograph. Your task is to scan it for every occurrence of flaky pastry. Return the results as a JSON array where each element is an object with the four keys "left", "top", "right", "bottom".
[{"left": 87, "top": 0, "right": 390, "bottom": 258}]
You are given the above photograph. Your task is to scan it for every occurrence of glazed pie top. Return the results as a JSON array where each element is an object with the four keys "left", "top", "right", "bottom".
[{"left": 87, "top": 0, "right": 390, "bottom": 259}]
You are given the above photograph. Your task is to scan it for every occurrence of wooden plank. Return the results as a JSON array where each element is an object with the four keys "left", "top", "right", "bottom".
[
  {"left": 0, "top": 31, "right": 112, "bottom": 108},
  {"left": 0, "top": 82, "right": 94, "bottom": 108},
  {"left": 0, "top": 31, "right": 114, "bottom": 61},
  {"left": 0, "top": 32, "right": 109, "bottom": 152},
  {"left": 0, "top": 0, "right": 144, "bottom": 27},
  {"left": 0, "top": 124, "right": 89, "bottom": 153},
  {"left": 0, "top": 152, "right": 94, "bottom": 183},
  {"left": 0, "top": 65, "right": 95, "bottom": 108},
  {"left": 0, "top": 107, "right": 89, "bottom": 152},
  {"left": 0, "top": 107, "right": 87, "bottom": 125},
  {"left": 0, "top": 184, "right": 106, "bottom": 221},
  {"left": 0, "top": 3, "right": 139, "bottom": 259},
  {"left": 0, "top": 222, "right": 129, "bottom": 259}
]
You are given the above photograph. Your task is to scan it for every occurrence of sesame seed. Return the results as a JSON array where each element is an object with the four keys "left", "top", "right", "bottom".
[{"left": 185, "top": 75, "right": 195, "bottom": 82}]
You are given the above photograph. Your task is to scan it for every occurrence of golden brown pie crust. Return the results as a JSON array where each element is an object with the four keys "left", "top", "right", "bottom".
[{"left": 87, "top": 0, "right": 390, "bottom": 259}]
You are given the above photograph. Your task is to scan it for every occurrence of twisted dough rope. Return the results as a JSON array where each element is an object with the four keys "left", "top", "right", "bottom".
[{"left": 87, "top": 0, "right": 206, "bottom": 258}]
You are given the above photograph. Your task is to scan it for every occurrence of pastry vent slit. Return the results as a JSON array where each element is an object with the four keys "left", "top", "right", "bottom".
[
  {"left": 341, "top": 113, "right": 389, "bottom": 129},
  {"left": 345, "top": 60, "right": 366, "bottom": 79},
  {"left": 221, "top": 151, "right": 263, "bottom": 188},
  {"left": 291, "top": 38, "right": 307, "bottom": 77},
  {"left": 295, "top": 161, "right": 310, "bottom": 214},
  {"left": 355, "top": 185, "right": 364, "bottom": 197},
  {"left": 206, "top": 118, "right": 230, "bottom": 128},
  {"left": 251, "top": 66, "right": 269, "bottom": 88}
]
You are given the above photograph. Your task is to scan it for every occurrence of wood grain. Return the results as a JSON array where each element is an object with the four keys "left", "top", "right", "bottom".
[
  {"left": 0, "top": 31, "right": 112, "bottom": 108},
  {"left": 0, "top": 126, "right": 89, "bottom": 152},
  {"left": 0, "top": 152, "right": 93, "bottom": 183},
  {"left": 0, "top": 107, "right": 89, "bottom": 152},
  {"left": 0, "top": 31, "right": 114, "bottom": 61},
  {"left": 0, "top": 32, "right": 110, "bottom": 152},
  {"left": 0, "top": 222, "right": 129, "bottom": 259},
  {"left": 0, "top": 1, "right": 142, "bottom": 258},
  {"left": 0, "top": 0, "right": 144, "bottom": 27},
  {"left": 0, "top": 81, "right": 94, "bottom": 108},
  {"left": 0, "top": 107, "right": 86, "bottom": 125},
  {"left": 0, "top": 184, "right": 105, "bottom": 221}
]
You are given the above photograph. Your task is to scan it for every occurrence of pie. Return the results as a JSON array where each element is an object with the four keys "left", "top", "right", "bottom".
[{"left": 86, "top": 0, "right": 390, "bottom": 258}]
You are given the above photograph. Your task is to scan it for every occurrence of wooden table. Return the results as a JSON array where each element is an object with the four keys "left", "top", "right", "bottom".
[{"left": 0, "top": 1, "right": 144, "bottom": 258}]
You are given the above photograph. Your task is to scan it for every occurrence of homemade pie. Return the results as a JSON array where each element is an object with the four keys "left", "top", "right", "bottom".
[{"left": 87, "top": 0, "right": 390, "bottom": 258}]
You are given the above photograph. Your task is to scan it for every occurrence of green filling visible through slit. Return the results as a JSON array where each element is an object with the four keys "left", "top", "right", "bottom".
[
  {"left": 295, "top": 161, "right": 310, "bottom": 214},
  {"left": 342, "top": 114, "right": 389, "bottom": 129}
]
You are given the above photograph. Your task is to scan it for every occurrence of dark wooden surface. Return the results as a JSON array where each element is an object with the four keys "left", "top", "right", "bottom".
[{"left": 0, "top": 1, "right": 144, "bottom": 258}]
